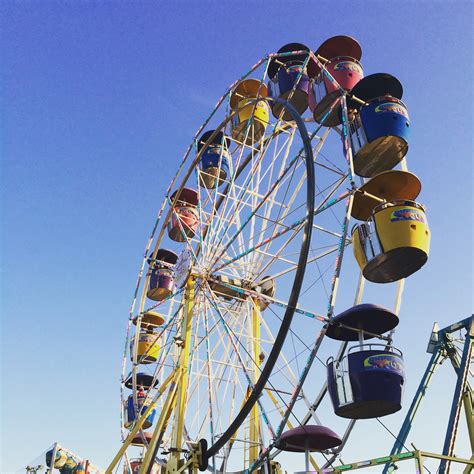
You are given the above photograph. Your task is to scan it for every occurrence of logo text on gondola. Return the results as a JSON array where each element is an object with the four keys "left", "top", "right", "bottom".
[
  {"left": 374, "top": 102, "right": 409, "bottom": 119},
  {"left": 334, "top": 61, "right": 362, "bottom": 74},
  {"left": 364, "top": 354, "right": 404, "bottom": 375},
  {"left": 390, "top": 208, "right": 426, "bottom": 223}
]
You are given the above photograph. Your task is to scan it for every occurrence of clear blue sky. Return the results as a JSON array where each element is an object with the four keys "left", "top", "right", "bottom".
[{"left": 1, "top": 1, "right": 472, "bottom": 472}]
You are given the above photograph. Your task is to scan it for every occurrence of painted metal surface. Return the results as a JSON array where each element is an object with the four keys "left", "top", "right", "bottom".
[
  {"left": 147, "top": 267, "right": 174, "bottom": 301},
  {"left": 309, "top": 57, "right": 363, "bottom": 126},
  {"left": 125, "top": 394, "right": 156, "bottom": 430},
  {"left": 230, "top": 79, "right": 269, "bottom": 144},
  {"left": 124, "top": 372, "right": 158, "bottom": 390},
  {"left": 198, "top": 130, "right": 230, "bottom": 188},
  {"left": 268, "top": 43, "right": 311, "bottom": 119},
  {"left": 347, "top": 73, "right": 409, "bottom": 177},
  {"left": 130, "top": 332, "right": 160, "bottom": 364},
  {"left": 328, "top": 347, "right": 404, "bottom": 419},
  {"left": 325, "top": 304, "right": 399, "bottom": 341},
  {"left": 351, "top": 170, "right": 421, "bottom": 221},
  {"left": 276, "top": 425, "right": 342, "bottom": 452},
  {"left": 352, "top": 200, "right": 430, "bottom": 283},
  {"left": 167, "top": 205, "right": 199, "bottom": 242}
]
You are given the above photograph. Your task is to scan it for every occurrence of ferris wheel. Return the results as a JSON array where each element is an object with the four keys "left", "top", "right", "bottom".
[{"left": 108, "top": 36, "right": 431, "bottom": 474}]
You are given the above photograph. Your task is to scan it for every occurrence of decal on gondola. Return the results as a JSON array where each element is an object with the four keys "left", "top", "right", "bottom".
[
  {"left": 390, "top": 208, "right": 426, "bottom": 223},
  {"left": 207, "top": 146, "right": 222, "bottom": 155},
  {"left": 363, "top": 354, "right": 404, "bottom": 375},
  {"left": 287, "top": 64, "right": 303, "bottom": 73},
  {"left": 374, "top": 102, "right": 409, "bottom": 119},
  {"left": 334, "top": 61, "right": 363, "bottom": 74}
]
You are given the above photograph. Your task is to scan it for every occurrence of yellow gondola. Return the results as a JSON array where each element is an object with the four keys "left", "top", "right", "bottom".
[
  {"left": 352, "top": 199, "right": 430, "bottom": 283},
  {"left": 130, "top": 331, "right": 160, "bottom": 364},
  {"left": 230, "top": 79, "right": 269, "bottom": 145}
]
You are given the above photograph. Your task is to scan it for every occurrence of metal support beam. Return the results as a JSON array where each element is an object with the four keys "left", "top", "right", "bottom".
[
  {"left": 317, "top": 449, "right": 473, "bottom": 472},
  {"left": 463, "top": 389, "right": 474, "bottom": 452},
  {"left": 139, "top": 376, "right": 180, "bottom": 473},
  {"left": 385, "top": 317, "right": 474, "bottom": 474},
  {"left": 440, "top": 319, "right": 473, "bottom": 473},
  {"left": 385, "top": 349, "right": 443, "bottom": 469},
  {"left": 249, "top": 300, "right": 261, "bottom": 472},
  {"left": 171, "top": 277, "right": 196, "bottom": 465}
]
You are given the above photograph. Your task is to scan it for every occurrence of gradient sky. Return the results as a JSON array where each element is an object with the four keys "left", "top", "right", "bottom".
[{"left": 2, "top": 1, "right": 473, "bottom": 472}]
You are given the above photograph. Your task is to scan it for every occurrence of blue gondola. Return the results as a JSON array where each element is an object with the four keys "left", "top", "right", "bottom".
[
  {"left": 197, "top": 130, "right": 231, "bottom": 188},
  {"left": 327, "top": 345, "right": 405, "bottom": 419},
  {"left": 325, "top": 304, "right": 403, "bottom": 419},
  {"left": 125, "top": 393, "right": 156, "bottom": 430},
  {"left": 124, "top": 372, "right": 158, "bottom": 390},
  {"left": 347, "top": 73, "right": 410, "bottom": 177}
]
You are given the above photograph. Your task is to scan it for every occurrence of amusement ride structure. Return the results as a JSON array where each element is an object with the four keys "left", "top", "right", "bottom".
[
  {"left": 35, "top": 444, "right": 103, "bottom": 474},
  {"left": 42, "top": 37, "right": 473, "bottom": 474}
]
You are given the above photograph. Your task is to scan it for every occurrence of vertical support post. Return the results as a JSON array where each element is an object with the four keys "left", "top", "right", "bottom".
[
  {"left": 463, "top": 389, "right": 474, "bottom": 452},
  {"left": 414, "top": 451, "right": 425, "bottom": 474},
  {"left": 393, "top": 278, "right": 405, "bottom": 316},
  {"left": 305, "top": 440, "right": 310, "bottom": 472},
  {"left": 440, "top": 321, "right": 473, "bottom": 473},
  {"left": 358, "top": 324, "right": 364, "bottom": 346},
  {"left": 171, "top": 276, "right": 196, "bottom": 464},
  {"left": 340, "top": 95, "right": 356, "bottom": 184},
  {"left": 48, "top": 442, "right": 59, "bottom": 474},
  {"left": 384, "top": 349, "right": 442, "bottom": 473},
  {"left": 139, "top": 377, "right": 180, "bottom": 474},
  {"left": 249, "top": 299, "right": 261, "bottom": 472}
]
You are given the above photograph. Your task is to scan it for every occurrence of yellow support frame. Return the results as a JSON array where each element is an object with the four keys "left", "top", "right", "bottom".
[
  {"left": 170, "top": 276, "right": 196, "bottom": 465},
  {"left": 139, "top": 377, "right": 180, "bottom": 473},
  {"left": 249, "top": 299, "right": 261, "bottom": 472},
  {"left": 107, "top": 277, "right": 197, "bottom": 474},
  {"left": 106, "top": 369, "right": 178, "bottom": 474}
]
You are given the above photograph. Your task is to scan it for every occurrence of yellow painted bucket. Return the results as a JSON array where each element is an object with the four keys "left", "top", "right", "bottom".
[
  {"left": 374, "top": 200, "right": 429, "bottom": 254},
  {"left": 230, "top": 79, "right": 269, "bottom": 145},
  {"left": 131, "top": 332, "right": 160, "bottom": 364},
  {"left": 231, "top": 98, "right": 269, "bottom": 145},
  {"left": 352, "top": 200, "right": 430, "bottom": 283},
  {"left": 351, "top": 224, "right": 369, "bottom": 270}
]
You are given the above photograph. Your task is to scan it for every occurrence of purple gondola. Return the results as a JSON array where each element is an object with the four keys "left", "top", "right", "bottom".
[
  {"left": 267, "top": 43, "right": 312, "bottom": 121},
  {"left": 147, "top": 249, "right": 178, "bottom": 301},
  {"left": 276, "top": 425, "right": 342, "bottom": 452}
]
